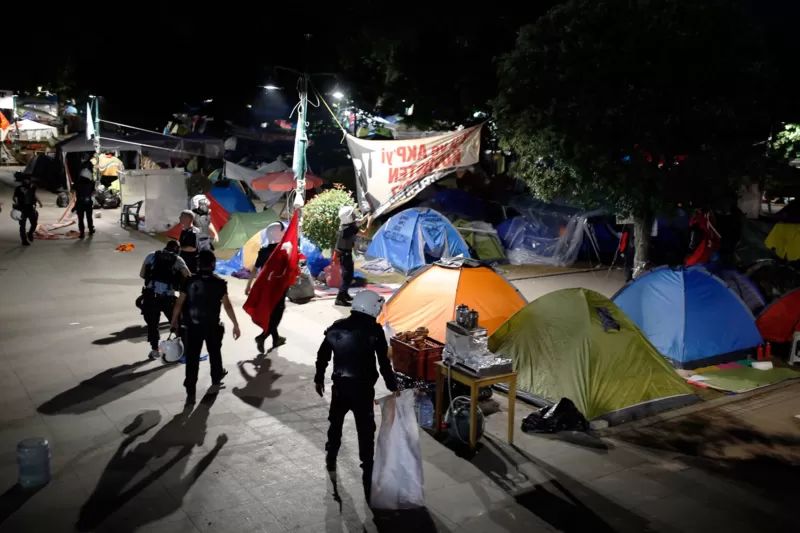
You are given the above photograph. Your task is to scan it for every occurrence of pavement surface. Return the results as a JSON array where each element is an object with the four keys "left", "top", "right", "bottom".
[{"left": 0, "top": 168, "right": 798, "bottom": 532}]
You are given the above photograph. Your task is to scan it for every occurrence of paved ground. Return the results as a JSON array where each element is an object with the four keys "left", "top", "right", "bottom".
[{"left": 0, "top": 169, "right": 798, "bottom": 532}]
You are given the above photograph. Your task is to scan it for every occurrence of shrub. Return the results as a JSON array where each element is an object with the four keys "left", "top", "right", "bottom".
[{"left": 302, "top": 187, "right": 356, "bottom": 251}]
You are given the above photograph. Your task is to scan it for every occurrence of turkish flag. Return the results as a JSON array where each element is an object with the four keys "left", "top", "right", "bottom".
[{"left": 243, "top": 211, "right": 300, "bottom": 331}]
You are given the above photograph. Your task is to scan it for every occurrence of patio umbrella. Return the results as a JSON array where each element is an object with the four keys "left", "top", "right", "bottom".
[{"left": 251, "top": 171, "right": 323, "bottom": 191}]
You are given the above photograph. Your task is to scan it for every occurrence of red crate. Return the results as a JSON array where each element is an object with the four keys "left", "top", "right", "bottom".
[{"left": 390, "top": 336, "right": 444, "bottom": 381}]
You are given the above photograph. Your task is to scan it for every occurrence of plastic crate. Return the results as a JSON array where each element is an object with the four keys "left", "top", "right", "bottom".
[{"left": 390, "top": 336, "right": 444, "bottom": 382}]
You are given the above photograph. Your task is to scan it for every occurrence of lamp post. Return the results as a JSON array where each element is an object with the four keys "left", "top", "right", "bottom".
[{"left": 89, "top": 96, "right": 101, "bottom": 182}]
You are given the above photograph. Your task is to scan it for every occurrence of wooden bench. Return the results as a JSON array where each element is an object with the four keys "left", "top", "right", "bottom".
[{"left": 120, "top": 200, "right": 143, "bottom": 228}]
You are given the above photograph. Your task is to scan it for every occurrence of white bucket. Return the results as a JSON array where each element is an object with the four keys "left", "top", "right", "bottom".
[{"left": 17, "top": 437, "right": 51, "bottom": 488}]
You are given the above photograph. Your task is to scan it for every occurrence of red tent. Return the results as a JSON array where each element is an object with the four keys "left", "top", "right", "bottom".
[
  {"left": 756, "top": 289, "right": 800, "bottom": 343},
  {"left": 163, "top": 194, "right": 230, "bottom": 240}
]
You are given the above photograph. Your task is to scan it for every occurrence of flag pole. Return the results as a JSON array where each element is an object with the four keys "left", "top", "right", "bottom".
[
  {"left": 291, "top": 72, "right": 309, "bottom": 240},
  {"left": 92, "top": 97, "right": 101, "bottom": 182}
]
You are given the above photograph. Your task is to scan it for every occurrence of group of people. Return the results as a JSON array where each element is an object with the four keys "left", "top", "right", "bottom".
[{"left": 138, "top": 200, "right": 391, "bottom": 501}]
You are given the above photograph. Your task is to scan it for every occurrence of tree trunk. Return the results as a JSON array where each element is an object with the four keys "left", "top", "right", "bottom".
[{"left": 632, "top": 215, "right": 652, "bottom": 279}]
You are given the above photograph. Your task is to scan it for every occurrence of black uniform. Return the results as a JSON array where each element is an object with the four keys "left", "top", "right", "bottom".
[
  {"left": 73, "top": 175, "right": 96, "bottom": 237},
  {"left": 141, "top": 250, "right": 189, "bottom": 351},
  {"left": 179, "top": 226, "right": 200, "bottom": 273},
  {"left": 315, "top": 312, "right": 397, "bottom": 499},
  {"left": 335, "top": 222, "right": 358, "bottom": 298},
  {"left": 13, "top": 182, "right": 39, "bottom": 245},
  {"left": 181, "top": 272, "right": 229, "bottom": 396},
  {"left": 254, "top": 243, "right": 287, "bottom": 345}
]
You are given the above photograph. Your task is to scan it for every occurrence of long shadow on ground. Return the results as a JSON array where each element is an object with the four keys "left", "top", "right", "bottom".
[
  {"left": 76, "top": 392, "right": 226, "bottom": 532},
  {"left": 92, "top": 324, "right": 169, "bottom": 346},
  {"left": 37, "top": 360, "right": 177, "bottom": 415},
  {"left": 0, "top": 484, "right": 44, "bottom": 526}
]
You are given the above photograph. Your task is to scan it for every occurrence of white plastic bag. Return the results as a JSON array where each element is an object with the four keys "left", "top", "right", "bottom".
[{"left": 371, "top": 389, "right": 425, "bottom": 509}]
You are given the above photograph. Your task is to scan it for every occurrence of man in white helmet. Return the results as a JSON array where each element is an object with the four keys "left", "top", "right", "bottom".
[
  {"left": 334, "top": 205, "right": 362, "bottom": 307},
  {"left": 245, "top": 221, "right": 289, "bottom": 353},
  {"left": 315, "top": 290, "right": 397, "bottom": 503},
  {"left": 191, "top": 195, "right": 218, "bottom": 252}
]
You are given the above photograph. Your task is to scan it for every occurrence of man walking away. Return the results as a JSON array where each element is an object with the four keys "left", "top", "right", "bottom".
[
  {"left": 172, "top": 250, "right": 241, "bottom": 404},
  {"left": 334, "top": 205, "right": 361, "bottom": 307},
  {"left": 179, "top": 210, "right": 200, "bottom": 273},
  {"left": 140, "top": 240, "right": 190, "bottom": 360},
  {"left": 245, "top": 221, "right": 288, "bottom": 353},
  {"left": 12, "top": 172, "right": 42, "bottom": 246},
  {"left": 74, "top": 168, "right": 96, "bottom": 239},
  {"left": 315, "top": 290, "right": 397, "bottom": 502}
]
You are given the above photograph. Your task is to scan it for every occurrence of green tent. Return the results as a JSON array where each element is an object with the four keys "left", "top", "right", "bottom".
[
  {"left": 454, "top": 220, "right": 506, "bottom": 262},
  {"left": 217, "top": 211, "right": 279, "bottom": 250},
  {"left": 489, "top": 288, "right": 692, "bottom": 419}
]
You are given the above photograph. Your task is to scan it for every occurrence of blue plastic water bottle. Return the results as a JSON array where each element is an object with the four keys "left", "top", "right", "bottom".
[{"left": 17, "top": 438, "right": 51, "bottom": 488}]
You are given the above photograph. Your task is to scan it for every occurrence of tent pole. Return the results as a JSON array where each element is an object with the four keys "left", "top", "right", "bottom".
[{"left": 292, "top": 73, "right": 309, "bottom": 237}]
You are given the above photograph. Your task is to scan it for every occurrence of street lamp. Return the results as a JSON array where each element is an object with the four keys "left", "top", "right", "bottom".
[
  {"left": 263, "top": 85, "right": 281, "bottom": 91},
  {"left": 332, "top": 91, "right": 345, "bottom": 100}
]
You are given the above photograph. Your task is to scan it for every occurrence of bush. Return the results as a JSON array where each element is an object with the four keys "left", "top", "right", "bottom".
[{"left": 302, "top": 187, "right": 356, "bottom": 251}]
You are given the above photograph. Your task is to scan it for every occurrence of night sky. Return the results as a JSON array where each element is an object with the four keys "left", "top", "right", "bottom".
[{"left": 7, "top": 1, "right": 800, "bottom": 130}]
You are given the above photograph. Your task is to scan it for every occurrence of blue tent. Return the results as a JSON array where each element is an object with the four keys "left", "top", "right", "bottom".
[
  {"left": 210, "top": 183, "right": 254, "bottom": 213},
  {"left": 433, "top": 189, "right": 486, "bottom": 220},
  {"left": 613, "top": 266, "right": 763, "bottom": 368},
  {"left": 367, "top": 208, "right": 471, "bottom": 274}
]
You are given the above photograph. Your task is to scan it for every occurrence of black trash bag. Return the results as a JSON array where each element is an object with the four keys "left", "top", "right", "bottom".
[{"left": 521, "top": 398, "right": 589, "bottom": 433}]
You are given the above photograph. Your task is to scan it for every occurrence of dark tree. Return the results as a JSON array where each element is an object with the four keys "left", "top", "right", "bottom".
[{"left": 495, "top": 0, "right": 774, "bottom": 271}]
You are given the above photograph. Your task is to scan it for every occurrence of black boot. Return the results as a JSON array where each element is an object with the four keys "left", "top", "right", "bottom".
[{"left": 334, "top": 295, "right": 351, "bottom": 307}]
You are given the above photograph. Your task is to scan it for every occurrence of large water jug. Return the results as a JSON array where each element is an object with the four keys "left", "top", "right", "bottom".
[
  {"left": 416, "top": 393, "right": 434, "bottom": 429},
  {"left": 17, "top": 438, "right": 51, "bottom": 488}
]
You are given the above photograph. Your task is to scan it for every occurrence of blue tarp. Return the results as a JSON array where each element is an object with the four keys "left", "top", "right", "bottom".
[
  {"left": 367, "top": 208, "right": 471, "bottom": 274},
  {"left": 301, "top": 237, "right": 330, "bottom": 277},
  {"left": 210, "top": 183, "right": 255, "bottom": 213},
  {"left": 613, "top": 266, "right": 763, "bottom": 368},
  {"left": 433, "top": 189, "right": 486, "bottom": 220}
]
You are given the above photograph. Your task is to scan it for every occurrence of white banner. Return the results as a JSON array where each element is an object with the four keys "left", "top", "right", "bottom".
[{"left": 346, "top": 125, "right": 482, "bottom": 217}]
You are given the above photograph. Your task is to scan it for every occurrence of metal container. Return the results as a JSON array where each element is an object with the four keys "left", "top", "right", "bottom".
[
  {"left": 456, "top": 305, "right": 469, "bottom": 327},
  {"left": 467, "top": 310, "right": 479, "bottom": 330}
]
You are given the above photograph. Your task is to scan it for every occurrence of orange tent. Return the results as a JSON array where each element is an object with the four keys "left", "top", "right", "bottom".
[{"left": 379, "top": 261, "right": 527, "bottom": 342}]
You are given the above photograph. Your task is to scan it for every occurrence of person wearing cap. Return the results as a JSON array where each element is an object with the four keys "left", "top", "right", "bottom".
[
  {"left": 314, "top": 290, "right": 398, "bottom": 503},
  {"left": 73, "top": 167, "right": 96, "bottom": 239},
  {"left": 178, "top": 210, "right": 200, "bottom": 273},
  {"left": 12, "top": 172, "right": 42, "bottom": 246},
  {"left": 245, "top": 221, "right": 289, "bottom": 353},
  {"left": 171, "top": 250, "right": 241, "bottom": 404},
  {"left": 334, "top": 205, "right": 362, "bottom": 307},
  {"left": 191, "top": 195, "right": 218, "bottom": 252},
  {"left": 139, "top": 240, "right": 191, "bottom": 360}
]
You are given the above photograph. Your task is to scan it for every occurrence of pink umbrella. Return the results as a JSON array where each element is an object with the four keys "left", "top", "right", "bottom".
[{"left": 251, "top": 171, "right": 323, "bottom": 191}]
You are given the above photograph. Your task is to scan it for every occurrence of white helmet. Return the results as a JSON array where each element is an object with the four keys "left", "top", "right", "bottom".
[
  {"left": 266, "top": 221, "right": 286, "bottom": 244},
  {"left": 352, "top": 290, "right": 385, "bottom": 318},
  {"left": 338, "top": 205, "right": 356, "bottom": 225},
  {"left": 191, "top": 194, "right": 210, "bottom": 211},
  {"left": 10, "top": 209, "right": 22, "bottom": 222},
  {"left": 79, "top": 168, "right": 93, "bottom": 179},
  {"left": 159, "top": 335, "right": 184, "bottom": 363}
]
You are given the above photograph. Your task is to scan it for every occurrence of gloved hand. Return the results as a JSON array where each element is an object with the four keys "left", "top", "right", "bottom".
[{"left": 315, "top": 382, "right": 324, "bottom": 397}]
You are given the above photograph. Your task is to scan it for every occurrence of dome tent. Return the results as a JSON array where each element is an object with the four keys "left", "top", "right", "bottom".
[
  {"left": 489, "top": 288, "right": 693, "bottom": 420},
  {"left": 613, "top": 266, "right": 763, "bottom": 369}
]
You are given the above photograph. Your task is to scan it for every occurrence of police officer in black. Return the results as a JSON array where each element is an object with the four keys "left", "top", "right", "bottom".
[
  {"left": 172, "top": 250, "right": 241, "bottom": 404},
  {"left": 73, "top": 167, "right": 96, "bottom": 239},
  {"left": 140, "top": 240, "right": 191, "bottom": 360},
  {"left": 334, "top": 205, "right": 361, "bottom": 307},
  {"left": 12, "top": 172, "right": 42, "bottom": 246},
  {"left": 315, "top": 290, "right": 397, "bottom": 502},
  {"left": 178, "top": 210, "right": 200, "bottom": 273}
]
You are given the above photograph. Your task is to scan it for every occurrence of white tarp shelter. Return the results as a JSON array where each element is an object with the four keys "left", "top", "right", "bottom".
[
  {"left": 119, "top": 169, "right": 188, "bottom": 232},
  {"left": 12, "top": 119, "right": 58, "bottom": 141}
]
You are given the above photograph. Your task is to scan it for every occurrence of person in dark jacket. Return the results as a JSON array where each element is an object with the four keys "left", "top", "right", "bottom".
[
  {"left": 178, "top": 210, "right": 200, "bottom": 273},
  {"left": 172, "top": 250, "right": 241, "bottom": 404},
  {"left": 73, "top": 168, "right": 96, "bottom": 239},
  {"left": 245, "top": 221, "right": 288, "bottom": 353},
  {"left": 139, "top": 240, "right": 191, "bottom": 360},
  {"left": 334, "top": 205, "right": 362, "bottom": 307},
  {"left": 315, "top": 290, "right": 397, "bottom": 502},
  {"left": 12, "top": 172, "right": 42, "bottom": 246}
]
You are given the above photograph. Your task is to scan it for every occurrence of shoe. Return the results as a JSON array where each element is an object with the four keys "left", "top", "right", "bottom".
[
  {"left": 27, "top": 233, "right": 34, "bottom": 242},
  {"left": 334, "top": 297, "right": 351, "bottom": 307},
  {"left": 79, "top": 233, "right": 85, "bottom": 239},
  {"left": 255, "top": 335, "right": 266, "bottom": 354},
  {"left": 341, "top": 292, "right": 353, "bottom": 302},
  {"left": 212, "top": 369, "right": 229, "bottom": 386},
  {"left": 21, "top": 241, "right": 30, "bottom": 246},
  {"left": 185, "top": 387, "right": 196, "bottom": 405},
  {"left": 270, "top": 336, "right": 287, "bottom": 351},
  {"left": 148, "top": 349, "right": 160, "bottom": 360},
  {"left": 89, "top": 228, "right": 96, "bottom": 235}
]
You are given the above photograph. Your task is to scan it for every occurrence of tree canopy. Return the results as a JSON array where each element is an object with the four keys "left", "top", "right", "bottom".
[{"left": 495, "top": 0, "right": 774, "bottom": 216}]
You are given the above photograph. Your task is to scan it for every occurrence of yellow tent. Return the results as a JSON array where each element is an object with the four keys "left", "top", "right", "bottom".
[
  {"left": 379, "top": 261, "right": 526, "bottom": 342},
  {"left": 765, "top": 223, "right": 800, "bottom": 261}
]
